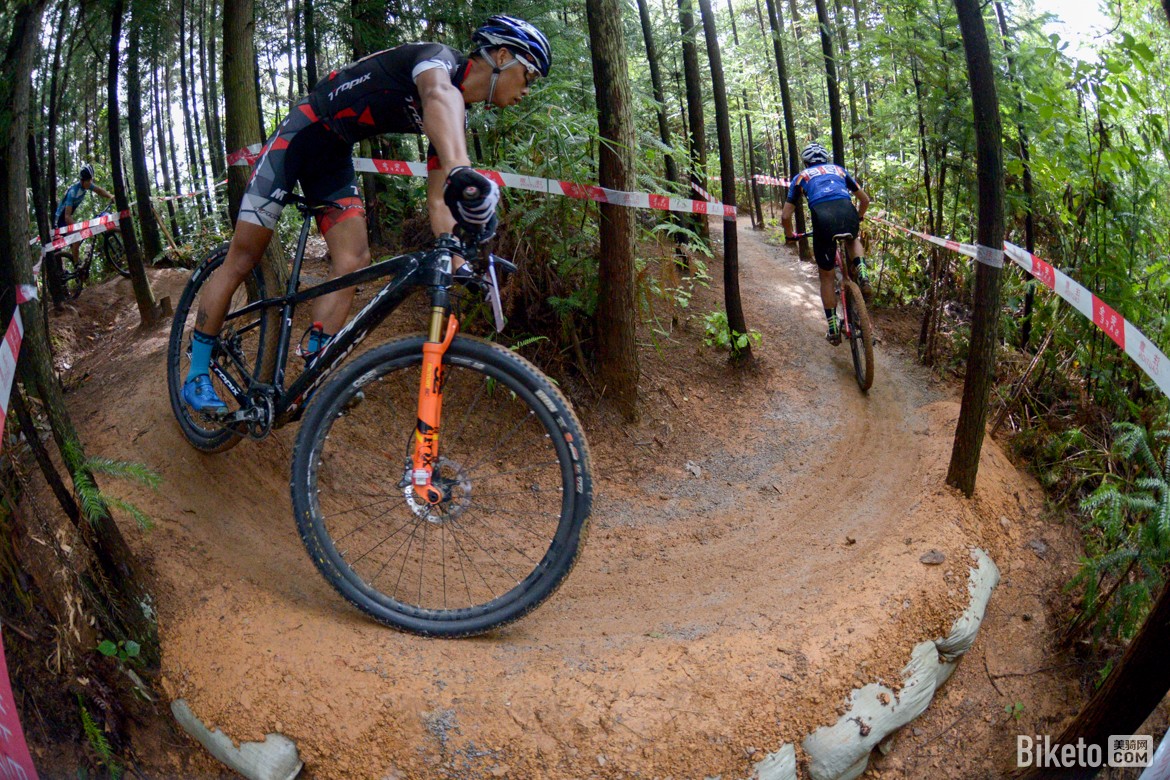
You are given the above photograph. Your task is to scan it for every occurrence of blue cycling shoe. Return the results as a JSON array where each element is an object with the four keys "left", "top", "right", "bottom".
[{"left": 181, "top": 374, "right": 228, "bottom": 414}]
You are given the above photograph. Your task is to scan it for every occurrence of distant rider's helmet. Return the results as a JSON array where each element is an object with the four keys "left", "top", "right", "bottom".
[
  {"left": 79, "top": 164, "right": 94, "bottom": 181},
  {"left": 800, "top": 142, "right": 831, "bottom": 167}
]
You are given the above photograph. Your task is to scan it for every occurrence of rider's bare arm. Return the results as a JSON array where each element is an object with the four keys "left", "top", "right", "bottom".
[
  {"left": 416, "top": 68, "right": 472, "bottom": 240},
  {"left": 854, "top": 187, "right": 870, "bottom": 219},
  {"left": 781, "top": 201, "right": 796, "bottom": 236},
  {"left": 92, "top": 184, "right": 114, "bottom": 201}
]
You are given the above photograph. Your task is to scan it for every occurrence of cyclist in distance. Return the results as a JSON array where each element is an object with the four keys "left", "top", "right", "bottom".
[
  {"left": 55, "top": 164, "right": 115, "bottom": 268},
  {"left": 781, "top": 142, "right": 871, "bottom": 345},
  {"left": 181, "top": 15, "right": 551, "bottom": 412}
]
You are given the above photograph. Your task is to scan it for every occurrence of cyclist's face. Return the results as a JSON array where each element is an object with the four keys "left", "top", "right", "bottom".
[
  {"left": 80, "top": 179, "right": 92, "bottom": 189},
  {"left": 493, "top": 50, "right": 537, "bottom": 107}
]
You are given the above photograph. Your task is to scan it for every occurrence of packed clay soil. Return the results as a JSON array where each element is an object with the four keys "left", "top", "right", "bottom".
[{"left": 29, "top": 216, "right": 1165, "bottom": 778}]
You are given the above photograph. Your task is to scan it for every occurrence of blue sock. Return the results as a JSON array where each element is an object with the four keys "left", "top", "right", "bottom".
[
  {"left": 186, "top": 330, "right": 217, "bottom": 382},
  {"left": 307, "top": 328, "right": 333, "bottom": 356}
]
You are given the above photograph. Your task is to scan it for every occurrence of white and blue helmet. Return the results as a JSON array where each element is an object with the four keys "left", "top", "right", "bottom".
[
  {"left": 800, "top": 142, "right": 831, "bottom": 167},
  {"left": 472, "top": 15, "right": 552, "bottom": 78}
]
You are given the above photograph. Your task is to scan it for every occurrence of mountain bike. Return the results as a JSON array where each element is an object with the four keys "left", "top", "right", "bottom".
[
  {"left": 166, "top": 193, "right": 593, "bottom": 637},
  {"left": 48, "top": 207, "right": 130, "bottom": 299},
  {"left": 788, "top": 230, "right": 874, "bottom": 392}
]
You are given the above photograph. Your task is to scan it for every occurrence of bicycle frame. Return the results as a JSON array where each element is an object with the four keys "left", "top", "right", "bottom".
[{"left": 206, "top": 200, "right": 465, "bottom": 503}]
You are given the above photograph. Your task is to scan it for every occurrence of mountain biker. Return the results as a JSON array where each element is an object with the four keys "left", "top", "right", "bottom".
[
  {"left": 54, "top": 164, "right": 115, "bottom": 268},
  {"left": 781, "top": 143, "right": 871, "bottom": 346},
  {"left": 181, "top": 15, "right": 551, "bottom": 413}
]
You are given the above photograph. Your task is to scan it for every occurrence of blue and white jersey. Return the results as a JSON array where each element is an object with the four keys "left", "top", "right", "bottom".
[
  {"left": 786, "top": 165, "right": 860, "bottom": 207},
  {"left": 55, "top": 182, "right": 89, "bottom": 221}
]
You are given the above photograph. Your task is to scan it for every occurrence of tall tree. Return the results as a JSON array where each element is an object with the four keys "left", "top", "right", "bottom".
[
  {"left": 304, "top": 0, "right": 318, "bottom": 86},
  {"left": 698, "top": 0, "right": 752, "bottom": 362},
  {"left": 946, "top": 0, "right": 1005, "bottom": 496},
  {"left": 586, "top": 0, "right": 640, "bottom": 419},
  {"left": 127, "top": 2, "right": 164, "bottom": 262},
  {"left": 764, "top": 0, "right": 809, "bottom": 258},
  {"left": 108, "top": 0, "right": 163, "bottom": 324},
  {"left": 203, "top": 0, "right": 225, "bottom": 180},
  {"left": 678, "top": 0, "right": 710, "bottom": 243},
  {"left": 813, "top": 0, "right": 846, "bottom": 165},
  {"left": 224, "top": 0, "right": 288, "bottom": 376},
  {"left": 151, "top": 51, "right": 182, "bottom": 240},
  {"left": 178, "top": 0, "right": 200, "bottom": 199},
  {"left": 994, "top": 0, "right": 1037, "bottom": 350},
  {"left": 1, "top": 0, "right": 158, "bottom": 676},
  {"left": 45, "top": 0, "right": 72, "bottom": 208},
  {"left": 636, "top": 0, "right": 679, "bottom": 188}
]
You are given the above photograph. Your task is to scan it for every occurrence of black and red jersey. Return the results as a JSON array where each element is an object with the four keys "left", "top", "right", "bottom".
[{"left": 306, "top": 43, "right": 469, "bottom": 144}]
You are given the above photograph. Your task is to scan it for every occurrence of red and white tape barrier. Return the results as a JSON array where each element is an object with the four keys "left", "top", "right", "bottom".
[
  {"left": 37, "top": 212, "right": 126, "bottom": 256},
  {"left": 29, "top": 211, "right": 130, "bottom": 250},
  {"left": 871, "top": 215, "right": 1170, "bottom": 398},
  {"left": 0, "top": 287, "right": 39, "bottom": 778},
  {"left": 753, "top": 174, "right": 789, "bottom": 187},
  {"left": 229, "top": 143, "right": 736, "bottom": 219}
]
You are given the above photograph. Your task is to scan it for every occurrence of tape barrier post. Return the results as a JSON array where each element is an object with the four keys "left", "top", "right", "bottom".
[
  {"left": 872, "top": 214, "right": 1170, "bottom": 400},
  {"left": 228, "top": 147, "right": 735, "bottom": 221}
]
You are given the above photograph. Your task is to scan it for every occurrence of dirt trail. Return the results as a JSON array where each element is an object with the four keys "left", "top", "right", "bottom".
[{"left": 55, "top": 221, "right": 1091, "bottom": 778}]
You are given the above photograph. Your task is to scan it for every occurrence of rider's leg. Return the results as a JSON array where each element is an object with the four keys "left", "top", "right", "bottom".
[
  {"left": 185, "top": 221, "right": 272, "bottom": 384},
  {"left": 312, "top": 204, "right": 370, "bottom": 338},
  {"left": 819, "top": 267, "right": 837, "bottom": 311}
]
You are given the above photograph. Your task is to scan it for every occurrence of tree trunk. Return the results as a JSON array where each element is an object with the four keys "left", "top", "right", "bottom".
[
  {"left": 127, "top": 6, "right": 164, "bottom": 262},
  {"left": 678, "top": 0, "right": 710, "bottom": 243},
  {"left": 832, "top": 0, "right": 860, "bottom": 163},
  {"left": 946, "top": 0, "right": 1005, "bottom": 497},
  {"left": 0, "top": 0, "right": 158, "bottom": 664},
  {"left": 46, "top": 0, "right": 71, "bottom": 208},
  {"left": 108, "top": 0, "right": 162, "bottom": 325},
  {"left": 27, "top": 134, "right": 50, "bottom": 244},
  {"left": 764, "top": 0, "right": 809, "bottom": 257},
  {"left": 353, "top": 0, "right": 388, "bottom": 246},
  {"left": 164, "top": 58, "right": 189, "bottom": 227},
  {"left": 293, "top": 0, "right": 304, "bottom": 94},
  {"left": 305, "top": 0, "right": 318, "bottom": 86},
  {"left": 814, "top": 0, "right": 846, "bottom": 166},
  {"left": 178, "top": 0, "right": 200, "bottom": 199},
  {"left": 636, "top": 0, "right": 679, "bottom": 188},
  {"left": 994, "top": 0, "right": 1037, "bottom": 351},
  {"left": 152, "top": 52, "right": 181, "bottom": 240},
  {"left": 186, "top": 0, "right": 209, "bottom": 200},
  {"left": 698, "top": 0, "right": 751, "bottom": 363},
  {"left": 204, "top": 0, "right": 225, "bottom": 180},
  {"left": 586, "top": 0, "right": 640, "bottom": 420},
  {"left": 224, "top": 0, "right": 288, "bottom": 378},
  {"left": 1019, "top": 580, "right": 1170, "bottom": 779}
]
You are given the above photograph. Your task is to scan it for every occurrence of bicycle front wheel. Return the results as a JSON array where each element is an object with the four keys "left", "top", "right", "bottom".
[
  {"left": 291, "top": 335, "right": 593, "bottom": 637},
  {"left": 166, "top": 245, "right": 268, "bottom": 453},
  {"left": 103, "top": 233, "right": 130, "bottom": 278},
  {"left": 843, "top": 279, "right": 874, "bottom": 392}
]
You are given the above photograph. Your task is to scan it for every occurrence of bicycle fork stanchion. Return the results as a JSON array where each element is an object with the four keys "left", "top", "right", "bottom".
[{"left": 411, "top": 311, "right": 459, "bottom": 505}]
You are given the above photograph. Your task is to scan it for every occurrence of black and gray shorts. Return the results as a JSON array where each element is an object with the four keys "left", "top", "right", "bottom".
[
  {"left": 239, "top": 99, "right": 364, "bottom": 233},
  {"left": 808, "top": 198, "right": 860, "bottom": 271}
]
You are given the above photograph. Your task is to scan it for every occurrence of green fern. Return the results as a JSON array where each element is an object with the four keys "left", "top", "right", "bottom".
[
  {"left": 79, "top": 697, "right": 121, "bottom": 778},
  {"left": 1072, "top": 422, "right": 1170, "bottom": 641},
  {"left": 62, "top": 441, "right": 160, "bottom": 529}
]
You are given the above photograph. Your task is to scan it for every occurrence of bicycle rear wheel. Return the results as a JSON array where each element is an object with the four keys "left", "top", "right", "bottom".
[
  {"left": 843, "top": 279, "right": 874, "bottom": 392},
  {"left": 291, "top": 335, "right": 593, "bottom": 637},
  {"left": 63, "top": 249, "right": 87, "bottom": 300},
  {"left": 166, "top": 245, "right": 268, "bottom": 453},
  {"left": 103, "top": 233, "right": 130, "bottom": 278}
]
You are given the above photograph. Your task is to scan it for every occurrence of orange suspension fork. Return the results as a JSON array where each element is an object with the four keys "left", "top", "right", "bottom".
[{"left": 411, "top": 310, "right": 459, "bottom": 504}]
